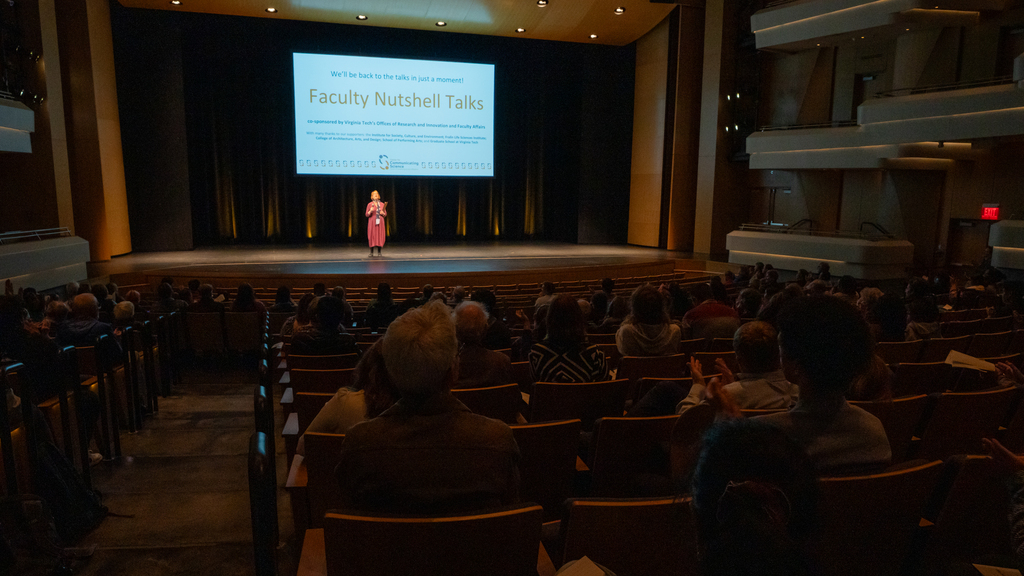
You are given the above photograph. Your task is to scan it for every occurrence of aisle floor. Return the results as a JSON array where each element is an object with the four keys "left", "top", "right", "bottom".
[{"left": 75, "top": 360, "right": 294, "bottom": 576}]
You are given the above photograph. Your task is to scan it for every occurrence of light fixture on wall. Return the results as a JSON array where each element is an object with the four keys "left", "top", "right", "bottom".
[
  {"left": 356, "top": 15, "right": 368, "bottom": 20},
  {"left": 614, "top": 7, "right": 625, "bottom": 14},
  {"left": 265, "top": 7, "right": 277, "bottom": 12},
  {"left": 589, "top": 34, "right": 598, "bottom": 39},
  {"left": 537, "top": 0, "right": 548, "bottom": 5},
  {"left": 515, "top": 28, "right": 525, "bottom": 33},
  {"left": 436, "top": 21, "right": 447, "bottom": 26}
]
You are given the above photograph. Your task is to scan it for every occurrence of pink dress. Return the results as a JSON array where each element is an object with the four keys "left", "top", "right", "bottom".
[{"left": 366, "top": 201, "right": 387, "bottom": 247}]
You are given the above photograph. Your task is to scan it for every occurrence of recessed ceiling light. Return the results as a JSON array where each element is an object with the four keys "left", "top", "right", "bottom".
[
  {"left": 515, "top": 28, "right": 526, "bottom": 33},
  {"left": 265, "top": 7, "right": 277, "bottom": 13},
  {"left": 614, "top": 7, "right": 625, "bottom": 14},
  {"left": 860, "top": 36, "right": 865, "bottom": 39},
  {"left": 589, "top": 34, "right": 598, "bottom": 39},
  {"left": 436, "top": 21, "right": 447, "bottom": 26},
  {"left": 356, "top": 15, "right": 368, "bottom": 20},
  {"left": 537, "top": 0, "right": 548, "bottom": 6}
]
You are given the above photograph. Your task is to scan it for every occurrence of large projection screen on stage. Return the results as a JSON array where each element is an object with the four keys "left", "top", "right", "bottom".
[{"left": 293, "top": 53, "right": 495, "bottom": 177}]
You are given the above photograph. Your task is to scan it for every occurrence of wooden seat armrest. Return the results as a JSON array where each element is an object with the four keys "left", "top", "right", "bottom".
[
  {"left": 537, "top": 542, "right": 556, "bottom": 576},
  {"left": 297, "top": 528, "right": 326, "bottom": 576},
  {"left": 283, "top": 412, "right": 299, "bottom": 436},
  {"left": 286, "top": 454, "right": 307, "bottom": 489}
]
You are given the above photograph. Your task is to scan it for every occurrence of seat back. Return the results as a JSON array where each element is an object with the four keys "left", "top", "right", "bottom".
[
  {"left": 678, "top": 338, "right": 708, "bottom": 356},
  {"left": 849, "top": 395, "right": 928, "bottom": 463},
  {"left": 979, "top": 316, "right": 1015, "bottom": 334},
  {"left": 248, "top": 431, "right": 278, "bottom": 576},
  {"left": 451, "top": 384, "right": 521, "bottom": 424},
  {"left": 669, "top": 403, "right": 717, "bottom": 485},
  {"left": 922, "top": 455, "right": 1011, "bottom": 570},
  {"left": 510, "top": 419, "right": 581, "bottom": 521},
  {"left": 918, "top": 335, "right": 972, "bottom": 362},
  {"left": 690, "top": 351, "right": 738, "bottom": 376},
  {"left": 561, "top": 497, "right": 699, "bottom": 576},
  {"left": 874, "top": 340, "right": 923, "bottom": 366},
  {"left": 965, "top": 331, "right": 1012, "bottom": 358},
  {"left": 186, "top": 312, "right": 225, "bottom": 353},
  {"left": 590, "top": 415, "right": 678, "bottom": 497},
  {"left": 587, "top": 333, "right": 616, "bottom": 345},
  {"left": 290, "top": 368, "right": 354, "bottom": 394},
  {"left": 304, "top": 431, "right": 346, "bottom": 528},
  {"left": 530, "top": 379, "right": 629, "bottom": 430},
  {"left": 915, "top": 387, "right": 1018, "bottom": 461},
  {"left": 634, "top": 377, "right": 692, "bottom": 408},
  {"left": 293, "top": 391, "right": 335, "bottom": 435},
  {"left": 811, "top": 460, "right": 943, "bottom": 576},
  {"left": 267, "top": 311, "right": 292, "bottom": 336},
  {"left": 510, "top": 361, "right": 534, "bottom": 393},
  {"left": 323, "top": 505, "right": 543, "bottom": 576},
  {"left": 224, "top": 312, "right": 264, "bottom": 353},
  {"left": 705, "top": 337, "right": 734, "bottom": 352},
  {"left": 1006, "top": 330, "right": 1024, "bottom": 356},
  {"left": 618, "top": 354, "right": 688, "bottom": 385},
  {"left": 940, "top": 319, "right": 982, "bottom": 338},
  {"left": 891, "top": 362, "right": 954, "bottom": 397},
  {"left": 288, "top": 354, "right": 359, "bottom": 371},
  {"left": 1000, "top": 392, "right": 1024, "bottom": 451}
]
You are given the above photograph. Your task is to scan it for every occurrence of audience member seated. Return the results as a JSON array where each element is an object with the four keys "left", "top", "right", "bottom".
[
  {"left": 471, "top": 289, "right": 512, "bottom": 350},
  {"left": 816, "top": 261, "right": 832, "bottom": 283},
  {"left": 616, "top": 284, "right": 681, "bottom": 357},
  {"left": 20, "top": 288, "right": 45, "bottom": 323},
  {"left": 803, "top": 279, "right": 830, "bottom": 297},
  {"left": 793, "top": 269, "right": 810, "bottom": 287},
  {"left": 734, "top": 288, "right": 762, "bottom": 319},
  {"left": 230, "top": 283, "right": 267, "bottom": 316},
  {"left": 856, "top": 287, "right": 883, "bottom": 320},
  {"left": 57, "top": 294, "right": 123, "bottom": 362},
  {"left": 629, "top": 321, "right": 797, "bottom": 417},
  {"left": 188, "top": 284, "right": 225, "bottom": 314},
  {"left": 336, "top": 301, "right": 520, "bottom": 514},
  {"left": 905, "top": 278, "right": 940, "bottom": 341},
  {"left": 757, "top": 284, "right": 804, "bottom": 328},
  {"left": 297, "top": 339, "right": 398, "bottom": 455},
  {"left": 112, "top": 301, "right": 136, "bottom": 331},
  {"left": 447, "top": 285, "right": 467, "bottom": 307},
  {"left": 762, "top": 270, "right": 782, "bottom": 299},
  {"left": 683, "top": 283, "right": 740, "bottom": 340},
  {"left": 745, "top": 297, "right": 890, "bottom": 475},
  {"left": 365, "top": 282, "right": 399, "bottom": 332},
  {"left": 41, "top": 300, "right": 70, "bottom": 337},
  {"left": 281, "top": 293, "right": 314, "bottom": 337},
  {"left": 269, "top": 286, "right": 296, "bottom": 313},
  {"left": 530, "top": 295, "right": 609, "bottom": 383},
  {"left": 454, "top": 302, "right": 512, "bottom": 389},
  {"left": 710, "top": 276, "right": 730, "bottom": 303},
  {"left": 832, "top": 275, "right": 858, "bottom": 305},
  {"left": 692, "top": 418, "right": 819, "bottom": 576},
  {"left": 665, "top": 282, "right": 693, "bottom": 318},
  {"left": 150, "top": 282, "right": 188, "bottom": 314},
  {"left": 847, "top": 355, "right": 893, "bottom": 402},
  {"left": 589, "top": 296, "right": 629, "bottom": 335},
  {"left": 187, "top": 279, "right": 201, "bottom": 301},
  {"left": 535, "top": 281, "right": 556, "bottom": 309},
  {"left": 290, "top": 296, "right": 359, "bottom": 356},
  {"left": 870, "top": 293, "right": 907, "bottom": 343},
  {"left": 331, "top": 286, "right": 355, "bottom": 327},
  {"left": 588, "top": 291, "right": 609, "bottom": 328},
  {"left": 418, "top": 284, "right": 434, "bottom": 307},
  {"left": 312, "top": 282, "right": 327, "bottom": 297}
]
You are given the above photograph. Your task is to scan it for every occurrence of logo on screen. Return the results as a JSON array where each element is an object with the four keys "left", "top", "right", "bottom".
[
  {"left": 488, "top": 164, "right": 492, "bottom": 169},
  {"left": 379, "top": 155, "right": 389, "bottom": 170},
  {"left": 328, "top": 161, "right": 333, "bottom": 167},
  {"left": 299, "top": 160, "right": 304, "bottom": 167},
  {"left": 357, "top": 161, "right": 362, "bottom": 167}
]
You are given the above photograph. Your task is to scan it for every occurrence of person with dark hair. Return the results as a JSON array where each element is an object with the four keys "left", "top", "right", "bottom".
[
  {"left": 448, "top": 286, "right": 467, "bottom": 307},
  {"left": 709, "top": 276, "right": 729, "bottom": 303},
  {"left": 832, "top": 275, "right": 858, "bottom": 305},
  {"left": 588, "top": 291, "right": 609, "bottom": 328},
  {"left": 291, "top": 296, "right": 359, "bottom": 356},
  {"left": 230, "top": 282, "right": 267, "bottom": 316},
  {"left": 330, "top": 286, "right": 355, "bottom": 327},
  {"left": 757, "top": 284, "right": 804, "bottom": 328},
  {"left": 815, "top": 262, "right": 832, "bottom": 283},
  {"left": 160, "top": 277, "right": 174, "bottom": 288},
  {"left": 683, "top": 283, "right": 740, "bottom": 339},
  {"left": 666, "top": 283, "right": 693, "bottom": 318},
  {"left": 337, "top": 301, "right": 519, "bottom": 513},
  {"left": 281, "top": 293, "right": 315, "bottom": 337},
  {"left": 871, "top": 293, "right": 908, "bottom": 343},
  {"left": 454, "top": 302, "right": 512, "bottom": 389},
  {"left": 297, "top": 339, "right": 399, "bottom": 456},
  {"left": 21, "top": 288, "right": 44, "bottom": 322},
  {"left": 418, "top": 284, "right": 434, "bottom": 307},
  {"left": 313, "top": 283, "right": 327, "bottom": 297},
  {"left": 735, "top": 288, "right": 763, "bottom": 319},
  {"left": 601, "top": 278, "right": 615, "bottom": 299},
  {"left": 535, "top": 282, "right": 557, "bottom": 309},
  {"left": 187, "top": 279, "right": 201, "bottom": 300},
  {"left": 905, "top": 278, "right": 940, "bottom": 340},
  {"left": 616, "top": 285, "right": 680, "bottom": 357},
  {"left": 762, "top": 269, "right": 782, "bottom": 299},
  {"left": 793, "top": 269, "right": 810, "bottom": 288},
  {"left": 591, "top": 296, "right": 630, "bottom": 334},
  {"left": 189, "top": 284, "right": 225, "bottom": 314},
  {"left": 177, "top": 288, "right": 193, "bottom": 306},
  {"left": 692, "top": 419, "right": 819, "bottom": 576},
  {"left": 365, "top": 282, "right": 399, "bottom": 332},
  {"left": 530, "top": 295, "right": 609, "bottom": 383},
  {"left": 270, "top": 286, "right": 297, "bottom": 313},
  {"left": 471, "top": 289, "right": 512, "bottom": 350},
  {"left": 151, "top": 282, "right": 187, "bottom": 314},
  {"left": 752, "top": 297, "right": 890, "bottom": 474}
]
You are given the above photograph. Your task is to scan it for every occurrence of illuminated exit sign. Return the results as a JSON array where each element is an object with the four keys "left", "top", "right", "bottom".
[{"left": 982, "top": 204, "right": 1000, "bottom": 221}]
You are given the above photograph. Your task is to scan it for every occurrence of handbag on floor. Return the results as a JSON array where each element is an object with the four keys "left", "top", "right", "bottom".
[{"left": 34, "top": 442, "right": 107, "bottom": 544}]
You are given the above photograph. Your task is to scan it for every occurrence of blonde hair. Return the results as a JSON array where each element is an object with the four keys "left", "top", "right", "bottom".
[{"left": 382, "top": 300, "right": 457, "bottom": 397}]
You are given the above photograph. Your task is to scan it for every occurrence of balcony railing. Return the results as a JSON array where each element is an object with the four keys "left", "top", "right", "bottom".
[
  {"left": 738, "top": 221, "right": 895, "bottom": 240},
  {"left": 758, "top": 120, "right": 858, "bottom": 132},
  {"left": 0, "top": 228, "right": 73, "bottom": 245},
  {"left": 875, "top": 76, "right": 1015, "bottom": 98}
]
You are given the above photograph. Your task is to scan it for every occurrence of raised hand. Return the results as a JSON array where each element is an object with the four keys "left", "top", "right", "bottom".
[
  {"left": 706, "top": 376, "right": 741, "bottom": 418},
  {"left": 688, "top": 356, "right": 704, "bottom": 386},
  {"left": 996, "top": 362, "right": 1024, "bottom": 386},
  {"left": 715, "top": 357, "right": 735, "bottom": 385},
  {"left": 983, "top": 438, "right": 1024, "bottom": 473}
]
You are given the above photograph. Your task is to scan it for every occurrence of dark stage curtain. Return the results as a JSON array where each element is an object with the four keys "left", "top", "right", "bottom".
[{"left": 110, "top": 8, "right": 635, "bottom": 247}]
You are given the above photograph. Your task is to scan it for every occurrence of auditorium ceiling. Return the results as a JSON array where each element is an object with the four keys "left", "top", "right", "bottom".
[{"left": 115, "top": 0, "right": 677, "bottom": 46}]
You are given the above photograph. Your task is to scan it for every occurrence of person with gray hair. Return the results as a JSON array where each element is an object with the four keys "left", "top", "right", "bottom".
[
  {"left": 336, "top": 300, "right": 520, "bottom": 514},
  {"left": 454, "top": 301, "right": 512, "bottom": 390}
]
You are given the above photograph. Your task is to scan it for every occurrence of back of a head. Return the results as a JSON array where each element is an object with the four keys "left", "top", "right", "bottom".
[
  {"left": 542, "top": 281, "right": 556, "bottom": 295},
  {"left": 382, "top": 300, "right": 458, "bottom": 398},
  {"left": 313, "top": 282, "right": 327, "bottom": 296},
  {"left": 710, "top": 279, "right": 729, "bottom": 303},
  {"left": 107, "top": 283, "right": 119, "bottom": 297},
  {"left": 235, "top": 283, "right": 255, "bottom": 305},
  {"left": 470, "top": 289, "right": 497, "bottom": 314},
  {"left": 738, "top": 289, "right": 763, "bottom": 314},
  {"left": 126, "top": 290, "right": 141, "bottom": 304},
  {"left": 451, "top": 286, "right": 466, "bottom": 300},
  {"left": 46, "top": 300, "right": 70, "bottom": 323},
  {"left": 422, "top": 284, "right": 434, "bottom": 299},
  {"left": 65, "top": 282, "right": 80, "bottom": 298},
  {"left": 114, "top": 301, "right": 135, "bottom": 322},
  {"left": 91, "top": 283, "right": 108, "bottom": 301},
  {"left": 72, "top": 293, "right": 100, "bottom": 320},
  {"left": 733, "top": 321, "right": 780, "bottom": 373},
  {"left": 601, "top": 278, "right": 615, "bottom": 294},
  {"left": 187, "top": 279, "right": 200, "bottom": 292},
  {"left": 78, "top": 283, "right": 91, "bottom": 295},
  {"left": 315, "top": 296, "right": 344, "bottom": 331},
  {"left": 199, "top": 284, "right": 214, "bottom": 299},
  {"left": 776, "top": 296, "right": 872, "bottom": 394},
  {"left": 693, "top": 419, "right": 818, "bottom": 576},
  {"left": 545, "top": 295, "right": 586, "bottom": 349},
  {"left": 296, "top": 293, "right": 315, "bottom": 322},
  {"left": 331, "top": 286, "right": 346, "bottom": 300},
  {"left": 629, "top": 284, "right": 668, "bottom": 325},
  {"left": 157, "top": 282, "right": 174, "bottom": 300},
  {"left": 277, "top": 285, "right": 291, "bottom": 303},
  {"left": 690, "top": 283, "right": 713, "bottom": 303},
  {"left": 804, "top": 280, "right": 829, "bottom": 296},
  {"left": 455, "top": 301, "right": 488, "bottom": 345},
  {"left": 873, "top": 294, "right": 908, "bottom": 333},
  {"left": 590, "top": 291, "right": 609, "bottom": 316},
  {"left": 607, "top": 295, "right": 630, "bottom": 320},
  {"left": 377, "top": 282, "right": 392, "bottom": 302},
  {"left": 160, "top": 277, "right": 174, "bottom": 287},
  {"left": 837, "top": 275, "right": 857, "bottom": 296}
]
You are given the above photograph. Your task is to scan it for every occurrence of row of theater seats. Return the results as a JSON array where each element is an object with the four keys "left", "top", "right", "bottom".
[{"left": 0, "top": 314, "right": 183, "bottom": 502}]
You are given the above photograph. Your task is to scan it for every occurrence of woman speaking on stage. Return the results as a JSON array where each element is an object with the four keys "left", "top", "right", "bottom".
[{"left": 366, "top": 190, "right": 388, "bottom": 256}]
